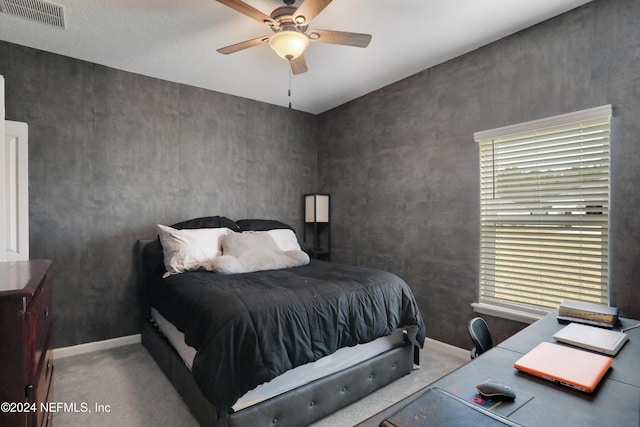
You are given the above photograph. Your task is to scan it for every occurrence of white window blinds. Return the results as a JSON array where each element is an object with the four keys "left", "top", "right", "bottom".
[{"left": 475, "top": 106, "right": 611, "bottom": 315}]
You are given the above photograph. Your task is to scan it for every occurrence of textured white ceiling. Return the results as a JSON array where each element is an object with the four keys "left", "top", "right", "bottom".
[{"left": 0, "top": 0, "right": 592, "bottom": 114}]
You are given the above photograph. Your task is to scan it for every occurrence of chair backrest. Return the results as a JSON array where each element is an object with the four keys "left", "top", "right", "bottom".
[{"left": 468, "top": 317, "right": 493, "bottom": 359}]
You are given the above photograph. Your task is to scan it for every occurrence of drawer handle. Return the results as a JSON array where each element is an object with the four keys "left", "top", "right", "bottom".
[
  {"left": 25, "top": 384, "right": 34, "bottom": 399},
  {"left": 44, "top": 308, "right": 49, "bottom": 318}
]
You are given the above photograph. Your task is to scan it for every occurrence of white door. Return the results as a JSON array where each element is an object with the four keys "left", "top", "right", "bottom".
[
  {"left": 0, "top": 75, "right": 5, "bottom": 261},
  {"left": 3, "top": 120, "right": 29, "bottom": 261},
  {"left": 1, "top": 76, "right": 30, "bottom": 261}
]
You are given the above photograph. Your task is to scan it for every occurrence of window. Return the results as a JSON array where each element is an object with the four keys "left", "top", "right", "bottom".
[{"left": 474, "top": 105, "right": 611, "bottom": 317}]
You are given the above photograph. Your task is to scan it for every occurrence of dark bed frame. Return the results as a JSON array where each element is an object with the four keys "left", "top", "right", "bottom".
[{"left": 136, "top": 240, "right": 419, "bottom": 427}]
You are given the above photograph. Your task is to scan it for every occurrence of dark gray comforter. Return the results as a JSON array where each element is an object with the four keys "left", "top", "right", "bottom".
[{"left": 147, "top": 259, "right": 426, "bottom": 417}]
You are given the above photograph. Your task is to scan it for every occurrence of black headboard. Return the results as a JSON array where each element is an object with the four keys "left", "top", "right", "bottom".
[{"left": 136, "top": 239, "right": 157, "bottom": 319}]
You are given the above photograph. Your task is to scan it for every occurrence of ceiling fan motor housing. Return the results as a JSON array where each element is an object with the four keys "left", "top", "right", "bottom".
[{"left": 269, "top": 6, "right": 308, "bottom": 32}]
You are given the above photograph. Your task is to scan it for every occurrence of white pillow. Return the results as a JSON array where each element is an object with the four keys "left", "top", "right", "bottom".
[
  {"left": 249, "top": 229, "right": 301, "bottom": 252},
  {"left": 214, "top": 230, "right": 309, "bottom": 274},
  {"left": 157, "top": 224, "right": 232, "bottom": 276}
]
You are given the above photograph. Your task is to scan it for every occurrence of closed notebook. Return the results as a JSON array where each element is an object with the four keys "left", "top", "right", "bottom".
[
  {"left": 514, "top": 342, "right": 612, "bottom": 393},
  {"left": 553, "top": 322, "right": 628, "bottom": 356}
]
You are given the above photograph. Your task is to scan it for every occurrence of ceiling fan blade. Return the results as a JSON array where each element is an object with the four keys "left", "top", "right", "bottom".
[
  {"left": 217, "top": 36, "right": 270, "bottom": 54},
  {"left": 216, "top": 0, "right": 275, "bottom": 26},
  {"left": 293, "top": 0, "right": 332, "bottom": 26},
  {"left": 290, "top": 55, "right": 308, "bottom": 75},
  {"left": 308, "top": 29, "right": 372, "bottom": 47}
]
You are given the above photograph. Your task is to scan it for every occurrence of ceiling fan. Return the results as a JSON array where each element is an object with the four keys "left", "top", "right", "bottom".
[{"left": 215, "top": 0, "right": 372, "bottom": 74}]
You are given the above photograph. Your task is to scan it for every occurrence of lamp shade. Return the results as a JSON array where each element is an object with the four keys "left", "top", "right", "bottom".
[
  {"left": 269, "top": 31, "right": 309, "bottom": 60},
  {"left": 305, "top": 194, "right": 329, "bottom": 223}
]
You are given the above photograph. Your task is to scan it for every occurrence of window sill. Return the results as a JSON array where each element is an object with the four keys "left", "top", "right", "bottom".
[{"left": 471, "top": 302, "right": 544, "bottom": 324}]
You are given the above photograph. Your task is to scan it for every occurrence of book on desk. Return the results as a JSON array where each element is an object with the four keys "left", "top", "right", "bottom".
[{"left": 557, "top": 300, "right": 619, "bottom": 328}]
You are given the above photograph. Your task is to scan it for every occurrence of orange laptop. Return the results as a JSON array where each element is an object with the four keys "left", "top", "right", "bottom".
[{"left": 514, "top": 342, "right": 612, "bottom": 393}]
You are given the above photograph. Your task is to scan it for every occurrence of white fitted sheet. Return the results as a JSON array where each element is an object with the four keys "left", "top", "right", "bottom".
[{"left": 151, "top": 308, "right": 405, "bottom": 412}]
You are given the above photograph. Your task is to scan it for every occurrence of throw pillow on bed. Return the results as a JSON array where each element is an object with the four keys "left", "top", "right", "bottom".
[
  {"left": 157, "top": 224, "right": 232, "bottom": 276},
  {"left": 214, "top": 229, "right": 309, "bottom": 274},
  {"left": 264, "top": 228, "right": 303, "bottom": 252}
]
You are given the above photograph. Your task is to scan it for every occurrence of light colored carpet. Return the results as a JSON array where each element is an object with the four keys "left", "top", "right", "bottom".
[{"left": 53, "top": 341, "right": 468, "bottom": 426}]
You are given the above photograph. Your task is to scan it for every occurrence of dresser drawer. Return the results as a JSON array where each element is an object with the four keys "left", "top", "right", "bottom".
[
  {"left": 29, "top": 273, "right": 53, "bottom": 375},
  {"left": 34, "top": 335, "right": 54, "bottom": 427}
]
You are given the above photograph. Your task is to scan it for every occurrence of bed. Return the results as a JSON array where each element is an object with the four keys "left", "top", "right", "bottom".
[{"left": 137, "top": 216, "right": 426, "bottom": 427}]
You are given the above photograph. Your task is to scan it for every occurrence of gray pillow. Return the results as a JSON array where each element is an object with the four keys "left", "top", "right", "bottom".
[{"left": 214, "top": 231, "right": 309, "bottom": 274}]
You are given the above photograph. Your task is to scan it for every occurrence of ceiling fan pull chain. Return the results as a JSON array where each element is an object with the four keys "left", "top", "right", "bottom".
[{"left": 288, "top": 69, "right": 292, "bottom": 109}]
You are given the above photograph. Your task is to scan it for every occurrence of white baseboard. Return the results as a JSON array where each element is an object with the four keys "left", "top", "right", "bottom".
[
  {"left": 53, "top": 334, "right": 141, "bottom": 360},
  {"left": 424, "top": 337, "right": 470, "bottom": 361}
]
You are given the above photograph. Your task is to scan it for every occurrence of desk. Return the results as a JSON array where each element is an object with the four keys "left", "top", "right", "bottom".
[{"left": 357, "top": 311, "right": 640, "bottom": 427}]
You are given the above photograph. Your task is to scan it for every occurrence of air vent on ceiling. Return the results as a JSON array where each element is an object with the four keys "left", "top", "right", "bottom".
[{"left": 0, "top": 0, "right": 65, "bottom": 29}]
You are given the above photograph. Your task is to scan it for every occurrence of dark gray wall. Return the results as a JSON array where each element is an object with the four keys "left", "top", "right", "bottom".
[
  {"left": 317, "top": 0, "right": 640, "bottom": 348},
  {"left": 0, "top": 42, "right": 317, "bottom": 348}
]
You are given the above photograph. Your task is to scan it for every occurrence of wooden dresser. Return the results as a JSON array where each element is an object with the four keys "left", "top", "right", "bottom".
[{"left": 0, "top": 260, "right": 54, "bottom": 427}]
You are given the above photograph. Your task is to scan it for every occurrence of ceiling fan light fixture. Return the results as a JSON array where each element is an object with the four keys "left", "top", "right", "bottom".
[{"left": 269, "top": 30, "right": 309, "bottom": 61}]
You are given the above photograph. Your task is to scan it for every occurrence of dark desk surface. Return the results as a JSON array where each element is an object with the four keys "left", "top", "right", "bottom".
[
  {"left": 357, "top": 312, "right": 640, "bottom": 427},
  {"left": 497, "top": 311, "right": 640, "bottom": 388}
]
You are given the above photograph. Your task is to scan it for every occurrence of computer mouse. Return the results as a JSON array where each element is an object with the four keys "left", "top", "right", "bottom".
[{"left": 476, "top": 379, "right": 516, "bottom": 400}]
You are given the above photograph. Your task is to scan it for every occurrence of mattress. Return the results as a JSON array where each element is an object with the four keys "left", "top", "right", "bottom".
[{"left": 151, "top": 308, "right": 406, "bottom": 412}]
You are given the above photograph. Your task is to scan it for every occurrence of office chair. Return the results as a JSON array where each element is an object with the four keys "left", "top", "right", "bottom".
[{"left": 468, "top": 317, "right": 493, "bottom": 359}]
